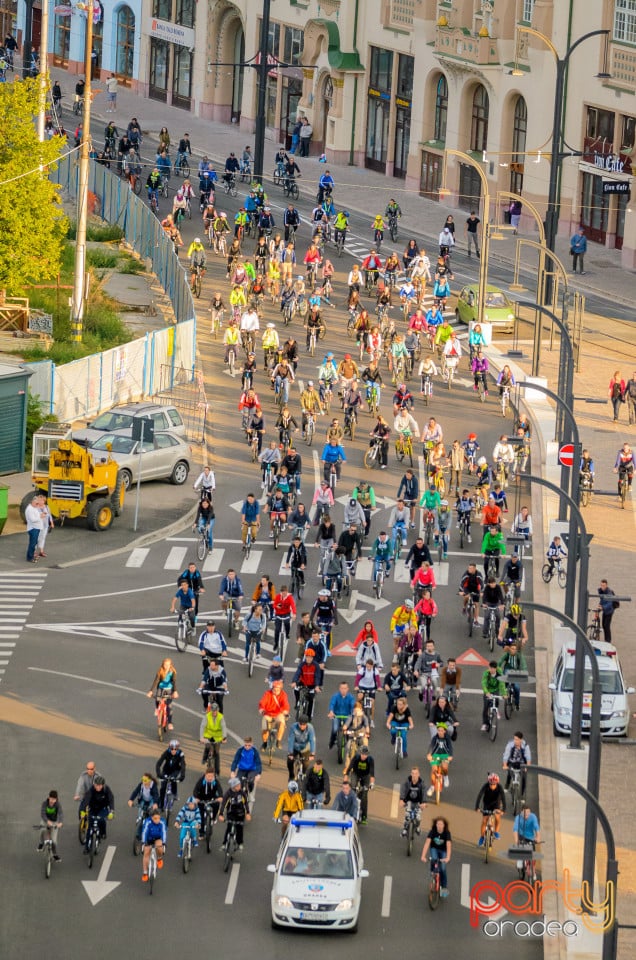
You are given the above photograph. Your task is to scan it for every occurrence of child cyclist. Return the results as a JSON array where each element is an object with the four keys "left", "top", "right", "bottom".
[
  {"left": 372, "top": 214, "right": 386, "bottom": 247},
  {"left": 174, "top": 796, "right": 201, "bottom": 858}
]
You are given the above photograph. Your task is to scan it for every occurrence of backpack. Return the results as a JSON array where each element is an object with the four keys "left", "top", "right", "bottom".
[{"left": 612, "top": 382, "right": 622, "bottom": 400}]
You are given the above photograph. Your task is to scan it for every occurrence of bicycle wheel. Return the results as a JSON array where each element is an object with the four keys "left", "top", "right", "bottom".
[
  {"left": 205, "top": 812, "right": 213, "bottom": 854},
  {"left": 194, "top": 274, "right": 202, "bottom": 298},
  {"left": 133, "top": 823, "right": 142, "bottom": 857},
  {"left": 78, "top": 817, "right": 88, "bottom": 846},
  {"left": 502, "top": 393, "right": 509, "bottom": 417},
  {"left": 468, "top": 609, "right": 473, "bottom": 638},
  {"left": 364, "top": 448, "right": 377, "bottom": 470},
  {"left": 541, "top": 563, "right": 552, "bottom": 584},
  {"left": 163, "top": 792, "right": 174, "bottom": 828},
  {"left": 280, "top": 630, "right": 289, "bottom": 664},
  {"left": 87, "top": 828, "right": 97, "bottom": 869},
  {"left": 488, "top": 622, "right": 496, "bottom": 653},
  {"left": 248, "top": 639, "right": 256, "bottom": 677},
  {"left": 587, "top": 620, "right": 600, "bottom": 643},
  {"left": 428, "top": 872, "right": 440, "bottom": 911},
  {"left": 484, "top": 826, "right": 492, "bottom": 864},
  {"left": 390, "top": 222, "right": 398, "bottom": 244},
  {"left": 407, "top": 819, "right": 414, "bottom": 857},
  {"left": 504, "top": 693, "right": 513, "bottom": 720},
  {"left": 374, "top": 571, "right": 383, "bottom": 599},
  {"left": 175, "top": 618, "right": 187, "bottom": 653},
  {"left": 223, "top": 834, "right": 234, "bottom": 872},
  {"left": 435, "top": 773, "right": 442, "bottom": 806},
  {"left": 44, "top": 845, "right": 52, "bottom": 879},
  {"left": 148, "top": 853, "right": 156, "bottom": 895},
  {"left": 336, "top": 727, "right": 346, "bottom": 765},
  {"left": 488, "top": 711, "right": 498, "bottom": 742},
  {"left": 183, "top": 836, "right": 191, "bottom": 874},
  {"left": 511, "top": 781, "right": 522, "bottom": 818},
  {"left": 581, "top": 487, "right": 590, "bottom": 508},
  {"left": 180, "top": 159, "right": 190, "bottom": 179},
  {"left": 196, "top": 535, "right": 207, "bottom": 562},
  {"left": 273, "top": 523, "right": 280, "bottom": 551},
  {"left": 395, "top": 441, "right": 404, "bottom": 464},
  {"left": 557, "top": 567, "right": 567, "bottom": 589},
  {"left": 395, "top": 736, "right": 402, "bottom": 770}
]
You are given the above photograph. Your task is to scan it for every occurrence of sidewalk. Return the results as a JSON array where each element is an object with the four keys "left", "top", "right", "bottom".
[{"left": 50, "top": 65, "right": 636, "bottom": 310}]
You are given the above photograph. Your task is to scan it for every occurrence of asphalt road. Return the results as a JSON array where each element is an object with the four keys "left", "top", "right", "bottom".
[{"left": 0, "top": 129, "right": 547, "bottom": 956}]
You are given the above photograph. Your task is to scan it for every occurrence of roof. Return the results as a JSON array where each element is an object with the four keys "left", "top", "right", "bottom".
[{"left": 0, "top": 361, "right": 31, "bottom": 379}]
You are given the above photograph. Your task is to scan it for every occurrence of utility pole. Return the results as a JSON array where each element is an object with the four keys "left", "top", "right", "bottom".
[
  {"left": 22, "top": 0, "right": 34, "bottom": 79},
  {"left": 70, "top": 2, "right": 94, "bottom": 343},
  {"left": 252, "top": 0, "right": 271, "bottom": 186},
  {"left": 36, "top": 0, "right": 49, "bottom": 141}
]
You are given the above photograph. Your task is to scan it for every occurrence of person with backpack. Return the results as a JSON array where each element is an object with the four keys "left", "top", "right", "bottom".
[{"left": 502, "top": 731, "right": 532, "bottom": 795}]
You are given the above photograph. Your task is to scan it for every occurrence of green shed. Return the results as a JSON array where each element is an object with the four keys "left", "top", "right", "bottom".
[{"left": 0, "top": 362, "right": 32, "bottom": 475}]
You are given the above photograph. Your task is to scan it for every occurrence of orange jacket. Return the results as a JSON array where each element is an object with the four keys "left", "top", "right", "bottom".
[{"left": 258, "top": 688, "right": 291, "bottom": 717}]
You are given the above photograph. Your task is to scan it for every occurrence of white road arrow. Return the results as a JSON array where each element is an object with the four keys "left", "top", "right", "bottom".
[
  {"left": 339, "top": 588, "right": 390, "bottom": 624},
  {"left": 460, "top": 862, "right": 507, "bottom": 922},
  {"left": 82, "top": 845, "right": 120, "bottom": 906}
]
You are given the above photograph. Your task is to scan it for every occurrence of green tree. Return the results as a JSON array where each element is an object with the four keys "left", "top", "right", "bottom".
[{"left": 0, "top": 78, "right": 68, "bottom": 294}]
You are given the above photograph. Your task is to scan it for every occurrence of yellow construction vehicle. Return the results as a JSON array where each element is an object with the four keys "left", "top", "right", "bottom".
[{"left": 21, "top": 422, "right": 125, "bottom": 531}]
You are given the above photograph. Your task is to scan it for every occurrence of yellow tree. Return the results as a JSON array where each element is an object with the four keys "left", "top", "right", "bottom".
[{"left": 0, "top": 78, "right": 68, "bottom": 294}]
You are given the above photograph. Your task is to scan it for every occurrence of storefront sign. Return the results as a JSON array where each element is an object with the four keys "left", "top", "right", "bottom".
[
  {"left": 602, "top": 181, "right": 630, "bottom": 196},
  {"left": 149, "top": 18, "right": 195, "bottom": 48},
  {"left": 395, "top": 97, "right": 411, "bottom": 108},
  {"left": 582, "top": 137, "right": 632, "bottom": 175}
]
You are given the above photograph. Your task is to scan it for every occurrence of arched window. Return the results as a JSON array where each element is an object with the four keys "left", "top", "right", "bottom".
[
  {"left": 116, "top": 6, "right": 135, "bottom": 82},
  {"left": 511, "top": 96, "right": 527, "bottom": 194},
  {"left": 470, "top": 84, "right": 489, "bottom": 153},
  {"left": 434, "top": 74, "right": 448, "bottom": 143}
]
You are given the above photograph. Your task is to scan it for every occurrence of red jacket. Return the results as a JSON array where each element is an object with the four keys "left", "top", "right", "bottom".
[
  {"left": 354, "top": 624, "right": 379, "bottom": 648},
  {"left": 258, "top": 688, "right": 291, "bottom": 718},
  {"left": 273, "top": 593, "right": 297, "bottom": 618}
]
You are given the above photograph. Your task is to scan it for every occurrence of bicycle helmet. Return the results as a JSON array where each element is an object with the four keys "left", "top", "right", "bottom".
[
  {"left": 298, "top": 714, "right": 309, "bottom": 724},
  {"left": 228, "top": 777, "right": 240, "bottom": 788},
  {"left": 477, "top": 457, "right": 487, "bottom": 466},
  {"left": 208, "top": 701, "right": 219, "bottom": 711},
  {"left": 266, "top": 322, "right": 275, "bottom": 329},
  {"left": 468, "top": 433, "right": 477, "bottom": 441},
  {"left": 319, "top": 588, "right": 330, "bottom": 597},
  {"left": 510, "top": 604, "right": 522, "bottom": 616},
  {"left": 288, "top": 781, "right": 299, "bottom": 794},
  {"left": 272, "top": 654, "right": 282, "bottom": 662},
  {"left": 304, "top": 649, "right": 316, "bottom": 658},
  {"left": 194, "top": 237, "right": 201, "bottom": 243},
  {"left": 344, "top": 353, "right": 352, "bottom": 361},
  {"left": 405, "top": 599, "right": 414, "bottom": 610},
  {"left": 220, "top": 212, "right": 226, "bottom": 217},
  {"left": 360, "top": 745, "right": 369, "bottom": 755},
  {"left": 93, "top": 775, "right": 106, "bottom": 786},
  {"left": 440, "top": 500, "right": 449, "bottom": 507},
  {"left": 488, "top": 773, "right": 500, "bottom": 785},
  {"left": 169, "top": 739, "right": 180, "bottom": 750},
  {"left": 297, "top": 275, "right": 303, "bottom": 281},
  {"left": 435, "top": 722, "right": 448, "bottom": 730},
  {"left": 307, "top": 380, "right": 314, "bottom": 387},
  {"left": 398, "top": 383, "right": 406, "bottom": 391}
]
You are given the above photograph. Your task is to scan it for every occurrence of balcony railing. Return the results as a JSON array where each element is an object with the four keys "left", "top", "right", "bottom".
[
  {"left": 608, "top": 43, "right": 636, "bottom": 92},
  {"left": 382, "top": 0, "right": 415, "bottom": 31},
  {"left": 435, "top": 25, "right": 499, "bottom": 65}
]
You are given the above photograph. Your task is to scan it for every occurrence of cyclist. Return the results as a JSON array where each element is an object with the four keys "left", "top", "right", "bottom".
[
  {"left": 291, "top": 650, "right": 323, "bottom": 720},
  {"left": 318, "top": 352, "right": 338, "bottom": 402},
  {"left": 440, "top": 657, "right": 462, "bottom": 704},
  {"left": 326, "top": 680, "right": 356, "bottom": 748},
  {"left": 219, "top": 567, "right": 245, "bottom": 626},
  {"left": 421, "top": 816, "right": 452, "bottom": 899},
  {"left": 388, "top": 499, "right": 410, "bottom": 557},
  {"left": 614, "top": 441, "right": 635, "bottom": 494},
  {"left": 317, "top": 168, "right": 335, "bottom": 203},
  {"left": 502, "top": 552, "right": 523, "bottom": 600},
  {"left": 481, "top": 575, "right": 505, "bottom": 639},
  {"left": 498, "top": 642, "right": 527, "bottom": 711},
  {"left": 545, "top": 534, "right": 568, "bottom": 576},
  {"left": 385, "top": 198, "right": 402, "bottom": 222},
  {"left": 178, "top": 560, "right": 205, "bottom": 618},
  {"left": 80, "top": 775, "right": 115, "bottom": 853},
  {"left": 310, "top": 587, "right": 338, "bottom": 646},
  {"left": 287, "top": 714, "right": 316, "bottom": 778},
  {"left": 193, "top": 768, "right": 223, "bottom": 833},
  {"left": 155, "top": 739, "right": 186, "bottom": 808},
  {"left": 481, "top": 661, "right": 507, "bottom": 732},
  {"left": 481, "top": 494, "right": 503, "bottom": 534},
  {"left": 512, "top": 505, "right": 533, "bottom": 542},
  {"left": 414, "top": 588, "right": 437, "bottom": 642},
  {"left": 387, "top": 695, "right": 414, "bottom": 757},
  {"left": 170, "top": 579, "right": 196, "bottom": 631},
  {"left": 426, "top": 722, "right": 453, "bottom": 796},
  {"left": 390, "top": 600, "right": 417, "bottom": 651},
  {"left": 241, "top": 602, "right": 267, "bottom": 662},
  {"left": 347, "top": 746, "right": 374, "bottom": 823},
  {"left": 282, "top": 202, "right": 301, "bottom": 243},
  {"left": 481, "top": 524, "right": 506, "bottom": 579},
  {"left": 475, "top": 773, "right": 506, "bottom": 845},
  {"left": 411, "top": 560, "right": 437, "bottom": 598},
  {"left": 174, "top": 796, "right": 201, "bottom": 858},
  {"left": 285, "top": 533, "right": 307, "bottom": 587},
  {"left": 146, "top": 166, "right": 162, "bottom": 205},
  {"left": 302, "top": 758, "right": 331, "bottom": 809},
  {"left": 273, "top": 781, "right": 304, "bottom": 836},
  {"left": 361, "top": 249, "right": 383, "bottom": 288},
  {"left": 320, "top": 436, "right": 346, "bottom": 487},
  {"left": 219, "top": 778, "right": 251, "bottom": 851},
  {"left": 372, "top": 214, "right": 386, "bottom": 246},
  {"left": 37, "top": 790, "right": 63, "bottom": 861},
  {"left": 128, "top": 774, "right": 159, "bottom": 820},
  {"left": 498, "top": 602, "right": 529, "bottom": 649},
  {"left": 147, "top": 657, "right": 179, "bottom": 730},
  {"left": 399, "top": 766, "right": 427, "bottom": 836},
  {"left": 258, "top": 679, "right": 290, "bottom": 751},
  {"left": 370, "top": 530, "right": 392, "bottom": 585},
  {"left": 503, "top": 731, "right": 532, "bottom": 796},
  {"left": 392, "top": 382, "right": 414, "bottom": 416},
  {"left": 230, "top": 735, "right": 262, "bottom": 796},
  {"left": 368, "top": 414, "right": 390, "bottom": 470},
  {"left": 471, "top": 347, "right": 489, "bottom": 393},
  {"left": 240, "top": 491, "right": 261, "bottom": 547},
  {"left": 140, "top": 809, "right": 166, "bottom": 882},
  {"left": 393, "top": 404, "right": 419, "bottom": 454},
  {"left": 492, "top": 434, "right": 515, "bottom": 488},
  {"left": 187, "top": 237, "right": 206, "bottom": 290},
  {"left": 332, "top": 780, "right": 360, "bottom": 819},
  {"left": 334, "top": 209, "right": 349, "bottom": 246},
  {"left": 497, "top": 364, "right": 516, "bottom": 399},
  {"left": 435, "top": 500, "right": 451, "bottom": 561},
  {"left": 455, "top": 488, "right": 475, "bottom": 544},
  {"left": 270, "top": 584, "right": 296, "bottom": 655}
]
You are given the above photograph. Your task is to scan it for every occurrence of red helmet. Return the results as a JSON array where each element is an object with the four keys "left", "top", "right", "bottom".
[
  {"left": 488, "top": 772, "right": 500, "bottom": 785},
  {"left": 344, "top": 354, "right": 351, "bottom": 361},
  {"left": 468, "top": 433, "right": 477, "bottom": 441}
]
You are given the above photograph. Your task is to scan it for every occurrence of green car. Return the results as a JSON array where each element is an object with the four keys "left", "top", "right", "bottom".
[{"left": 455, "top": 284, "right": 516, "bottom": 333}]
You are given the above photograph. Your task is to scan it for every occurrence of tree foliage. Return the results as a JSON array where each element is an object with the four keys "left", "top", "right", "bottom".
[{"left": 0, "top": 78, "right": 68, "bottom": 294}]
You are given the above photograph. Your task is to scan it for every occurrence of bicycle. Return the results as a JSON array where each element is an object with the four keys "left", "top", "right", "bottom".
[
  {"left": 541, "top": 558, "right": 567, "bottom": 588},
  {"left": 191, "top": 263, "right": 204, "bottom": 299},
  {"left": 423, "top": 510, "right": 435, "bottom": 547},
  {"left": 618, "top": 468, "right": 629, "bottom": 508},
  {"left": 245, "top": 629, "right": 261, "bottom": 677},
  {"left": 132, "top": 804, "right": 151, "bottom": 856},
  {"left": 477, "top": 375, "right": 487, "bottom": 403},
  {"left": 393, "top": 724, "right": 407, "bottom": 769},
  {"left": 367, "top": 384, "right": 379, "bottom": 417},
  {"left": 503, "top": 683, "right": 517, "bottom": 720},
  {"left": 587, "top": 608, "right": 601, "bottom": 643},
  {"left": 303, "top": 412, "right": 315, "bottom": 447},
  {"left": 85, "top": 813, "right": 104, "bottom": 869},
  {"left": 35, "top": 824, "right": 58, "bottom": 879},
  {"left": 508, "top": 766, "right": 525, "bottom": 817},
  {"left": 196, "top": 524, "right": 211, "bottom": 562},
  {"left": 333, "top": 715, "right": 348, "bottom": 765},
  {"left": 289, "top": 565, "right": 305, "bottom": 600},
  {"left": 263, "top": 717, "right": 279, "bottom": 767},
  {"left": 175, "top": 609, "right": 195, "bottom": 653},
  {"left": 223, "top": 820, "right": 242, "bottom": 872},
  {"left": 395, "top": 433, "right": 414, "bottom": 467},
  {"left": 483, "top": 605, "right": 498, "bottom": 653},
  {"left": 421, "top": 374, "right": 433, "bottom": 406},
  {"left": 343, "top": 406, "right": 357, "bottom": 441},
  {"left": 458, "top": 511, "right": 471, "bottom": 549},
  {"left": 161, "top": 777, "right": 179, "bottom": 826},
  {"left": 148, "top": 190, "right": 159, "bottom": 215},
  {"left": 579, "top": 472, "right": 593, "bottom": 508},
  {"left": 429, "top": 755, "right": 446, "bottom": 806},
  {"left": 147, "top": 841, "right": 159, "bottom": 894},
  {"left": 393, "top": 525, "right": 405, "bottom": 564},
  {"left": 283, "top": 178, "right": 300, "bottom": 200},
  {"left": 428, "top": 856, "right": 443, "bottom": 910},
  {"left": 501, "top": 385, "right": 511, "bottom": 418},
  {"left": 353, "top": 776, "right": 371, "bottom": 824},
  {"left": 373, "top": 558, "right": 388, "bottom": 599},
  {"left": 516, "top": 839, "right": 542, "bottom": 883},
  {"left": 404, "top": 802, "right": 418, "bottom": 856},
  {"left": 181, "top": 827, "right": 195, "bottom": 874},
  {"left": 335, "top": 230, "right": 346, "bottom": 257},
  {"left": 242, "top": 524, "right": 254, "bottom": 562},
  {"left": 481, "top": 810, "right": 497, "bottom": 863},
  {"left": 420, "top": 671, "right": 437, "bottom": 719},
  {"left": 72, "top": 95, "right": 84, "bottom": 116},
  {"left": 223, "top": 176, "right": 238, "bottom": 198},
  {"left": 364, "top": 436, "right": 384, "bottom": 470},
  {"left": 388, "top": 215, "right": 399, "bottom": 244},
  {"left": 486, "top": 695, "right": 501, "bottom": 742},
  {"left": 271, "top": 513, "right": 283, "bottom": 551},
  {"left": 202, "top": 801, "right": 217, "bottom": 854},
  {"left": 155, "top": 691, "right": 173, "bottom": 742},
  {"left": 462, "top": 592, "right": 476, "bottom": 638},
  {"left": 175, "top": 153, "right": 190, "bottom": 179}
]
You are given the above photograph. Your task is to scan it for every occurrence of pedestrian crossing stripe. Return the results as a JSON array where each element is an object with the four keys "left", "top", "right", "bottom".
[{"left": 0, "top": 573, "right": 47, "bottom": 686}]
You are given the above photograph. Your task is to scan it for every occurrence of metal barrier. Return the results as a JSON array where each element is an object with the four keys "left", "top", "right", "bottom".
[{"left": 155, "top": 365, "right": 209, "bottom": 445}]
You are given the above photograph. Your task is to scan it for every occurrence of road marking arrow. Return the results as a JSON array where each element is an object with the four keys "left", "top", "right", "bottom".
[
  {"left": 330, "top": 640, "right": 357, "bottom": 656},
  {"left": 339, "top": 588, "right": 390, "bottom": 624},
  {"left": 460, "top": 862, "right": 507, "bottom": 921},
  {"left": 456, "top": 647, "right": 490, "bottom": 667},
  {"left": 81, "top": 845, "right": 120, "bottom": 905}
]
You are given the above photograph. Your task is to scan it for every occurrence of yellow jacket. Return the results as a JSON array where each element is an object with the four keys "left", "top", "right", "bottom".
[
  {"left": 390, "top": 606, "right": 417, "bottom": 633},
  {"left": 273, "top": 790, "right": 304, "bottom": 819}
]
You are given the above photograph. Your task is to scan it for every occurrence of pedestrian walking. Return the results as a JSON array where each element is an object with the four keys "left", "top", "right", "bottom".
[
  {"left": 597, "top": 580, "right": 619, "bottom": 644},
  {"left": 37, "top": 495, "right": 54, "bottom": 558},
  {"left": 570, "top": 227, "right": 587, "bottom": 275},
  {"left": 290, "top": 117, "right": 302, "bottom": 155},
  {"left": 25, "top": 495, "right": 43, "bottom": 563},
  {"left": 465, "top": 211, "right": 480, "bottom": 257},
  {"left": 105, "top": 74, "right": 118, "bottom": 112},
  {"left": 299, "top": 118, "right": 313, "bottom": 157},
  {"left": 509, "top": 199, "right": 522, "bottom": 233},
  {"left": 626, "top": 370, "right": 636, "bottom": 426},
  {"left": 608, "top": 370, "right": 626, "bottom": 422}
]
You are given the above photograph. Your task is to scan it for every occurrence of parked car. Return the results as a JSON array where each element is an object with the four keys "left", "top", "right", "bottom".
[
  {"left": 73, "top": 402, "right": 185, "bottom": 446},
  {"left": 268, "top": 809, "right": 368, "bottom": 932},
  {"left": 455, "top": 283, "right": 516, "bottom": 333},
  {"left": 549, "top": 641, "right": 634, "bottom": 738},
  {"left": 89, "top": 431, "right": 191, "bottom": 488}
]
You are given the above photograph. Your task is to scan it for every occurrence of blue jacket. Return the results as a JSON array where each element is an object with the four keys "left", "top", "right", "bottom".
[
  {"left": 328, "top": 691, "right": 356, "bottom": 717},
  {"left": 288, "top": 722, "right": 316, "bottom": 754},
  {"left": 321, "top": 443, "right": 346, "bottom": 464},
  {"left": 219, "top": 575, "right": 244, "bottom": 598},
  {"left": 141, "top": 817, "right": 167, "bottom": 845},
  {"left": 242, "top": 499, "right": 260, "bottom": 523},
  {"left": 231, "top": 745, "right": 263, "bottom": 775},
  {"left": 570, "top": 232, "right": 587, "bottom": 254}
]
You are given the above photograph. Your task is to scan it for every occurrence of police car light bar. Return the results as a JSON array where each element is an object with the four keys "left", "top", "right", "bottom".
[{"left": 290, "top": 817, "right": 354, "bottom": 829}]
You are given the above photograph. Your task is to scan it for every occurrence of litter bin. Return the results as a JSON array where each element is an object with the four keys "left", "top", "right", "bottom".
[{"left": 0, "top": 484, "right": 8, "bottom": 535}]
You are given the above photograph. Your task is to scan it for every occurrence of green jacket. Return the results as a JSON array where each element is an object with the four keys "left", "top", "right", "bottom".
[
  {"left": 481, "top": 530, "right": 506, "bottom": 554},
  {"left": 482, "top": 668, "right": 506, "bottom": 696},
  {"left": 498, "top": 649, "right": 528, "bottom": 674},
  {"left": 353, "top": 484, "right": 376, "bottom": 508},
  {"left": 420, "top": 489, "right": 441, "bottom": 511}
]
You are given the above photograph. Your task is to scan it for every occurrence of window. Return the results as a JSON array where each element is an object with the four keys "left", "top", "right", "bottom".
[
  {"left": 620, "top": 114, "right": 635, "bottom": 150},
  {"left": 172, "top": 46, "right": 193, "bottom": 107},
  {"left": 434, "top": 74, "right": 448, "bottom": 142},
  {"left": 152, "top": 0, "right": 171, "bottom": 19},
  {"left": 510, "top": 95, "right": 527, "bottom": 194},
  {"left": 176, "top": 0, "right": 195, "bottom": 28},
  {"left": 369, "top": 46, "right": 393, "bottom": 91},
  {"left": 614, "top": 0, "right": 636, "bottom": 44},
  {"left": 397, "top": 54, "right": 414, "bottom": 99},
  {"left": 116, "top": 6, "right": 135, "bottom": 81},
  {"left": 470, "top": 85, "right": 489, "bottom": 153},
  {"left": 53, "top": 13, "right": 71, "bottom": 66},
  {"left": 268, "top": 22, "right": 281, "bottom": 57},
  {"left": 521, "top": 0, "right": 535, "bottom": 23},
  {"left": 284, "top": 27, "right": 303, "bottom": 66},
  {"left": 586, "top": 106, "right": 615, "bottom": 142}
]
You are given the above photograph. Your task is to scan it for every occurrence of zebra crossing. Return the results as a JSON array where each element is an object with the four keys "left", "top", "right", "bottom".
[{"left": 0, "top": 572, "right": 48, "bottom": 685}]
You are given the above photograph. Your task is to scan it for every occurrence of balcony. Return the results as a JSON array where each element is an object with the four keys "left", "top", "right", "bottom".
[
  {"left": 435, "top": 25, "right": 499, "bottom": 65},
  {"left": 382, "top": 0, "right": 415, "bottom": 32},
  {"left": 607, "top": 43, "right": 636, "bottom": 93}
]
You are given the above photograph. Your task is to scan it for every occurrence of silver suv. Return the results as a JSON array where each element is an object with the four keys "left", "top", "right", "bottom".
[{"left": 73, "top": 402, "right": 185, "bottom": 446}]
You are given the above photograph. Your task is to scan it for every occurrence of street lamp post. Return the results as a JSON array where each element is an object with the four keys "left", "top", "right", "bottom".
[
  {"left": 517, "top": 26, "right": 610, "bottom": 303},
  {"left": 252, "top": 0, "right": 271, "bottom": 186},
  {"left": 443, "top": 149, "right": 490, "bottom": 325}
]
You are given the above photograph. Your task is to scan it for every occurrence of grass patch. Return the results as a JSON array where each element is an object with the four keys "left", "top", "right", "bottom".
[
  {"left": 119, "top": 256, "right": 146, "bottom": 274},
  {"left": 86, "top": 250, "right": 120, "bottom": 269},
  {"left": 66, "top": 222, "right": 124, "bottom": 242}
]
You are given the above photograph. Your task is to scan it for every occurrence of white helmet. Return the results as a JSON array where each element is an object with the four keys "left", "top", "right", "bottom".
[{"left": 194, "top": 237, "right": 201, "bottom": 243}]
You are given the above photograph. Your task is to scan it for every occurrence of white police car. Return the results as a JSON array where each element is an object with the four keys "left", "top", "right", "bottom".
[
  {"left": 549, "top": 641, "right": 634, "bottom": 737},
  {"left": 268, "top": 809, "right": 368, "bottom": 932}
]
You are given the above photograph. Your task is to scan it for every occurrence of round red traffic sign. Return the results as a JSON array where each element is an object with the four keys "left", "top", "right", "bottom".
[{"left": 558, "top": 443, "right": 575, "bottom": 467}]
